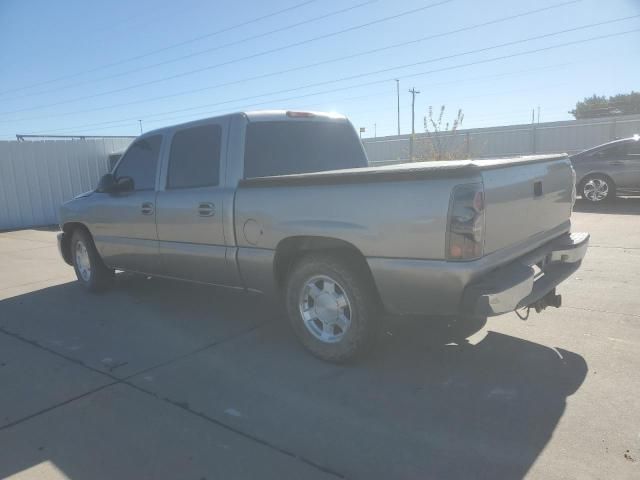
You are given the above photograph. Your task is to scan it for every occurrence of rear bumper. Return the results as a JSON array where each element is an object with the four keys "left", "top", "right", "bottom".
[
  {"left": 367, "top": 229, "right": 588, "bottom": 316},
  {"left": 57, "top": 232, "right": 73, "bottom": 265},
  {"left": 461, "top": 232, "right": 589, "bottom": 316}
]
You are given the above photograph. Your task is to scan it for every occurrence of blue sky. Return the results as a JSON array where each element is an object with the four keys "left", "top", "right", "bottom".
[{"left": 0, "top": 0, "right": 638, "bottom": 140}]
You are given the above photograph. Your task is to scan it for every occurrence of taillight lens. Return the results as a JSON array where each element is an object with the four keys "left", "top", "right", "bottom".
[{"left": 447, "top": 184, "right": 485, "bottom": 260}]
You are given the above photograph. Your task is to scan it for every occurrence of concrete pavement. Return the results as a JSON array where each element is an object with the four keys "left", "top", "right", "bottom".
[{"left": 1, "top": 198, "right": 639, "bottom": 479}]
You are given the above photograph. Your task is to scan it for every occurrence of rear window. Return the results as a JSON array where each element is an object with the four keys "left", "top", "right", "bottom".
[
  {"left": 243, "top": 121, "right": 367, "bottom": 178},
  {"left": 167, "top": 124, "right": 221, "bottom": 189},
  {"left": 588, "top": 143, "right": 627, "bottom": 159}
]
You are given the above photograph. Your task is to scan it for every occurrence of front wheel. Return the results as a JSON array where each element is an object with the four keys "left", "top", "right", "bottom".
[
  {"left": 285, "top": 252, "right": 380, "bottom": 363},
  {"left": 580, "top": 174, "right": 615, "bottom": 203},
  {"left": 71, "top": 229, "right": 114, "bottom": 292}
]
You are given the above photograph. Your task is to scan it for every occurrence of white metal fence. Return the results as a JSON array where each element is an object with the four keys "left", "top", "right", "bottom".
[
  {"left": 2, "top": 114, "right": 640, "bottom": 230},
  {"left": 0, "top": 138, "right": 133, "bottom": 230},
  {"left": 363, "top": 114, "right": 640, "bottom": 165}
]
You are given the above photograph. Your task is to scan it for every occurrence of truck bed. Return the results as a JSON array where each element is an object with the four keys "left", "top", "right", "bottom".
[{"left": 238, "top": 154, "right": 568, "bottom": 187}]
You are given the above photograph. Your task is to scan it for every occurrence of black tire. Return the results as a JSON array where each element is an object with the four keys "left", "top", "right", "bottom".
[
  {"left": 579, "top": 174, "right": 615, "bottom": 203},
  {"left": 285, "top": 252, "right": 380, "bottom": 363},
  {"left": 70, "top": 229, "right": 114, "bottom": 292}
]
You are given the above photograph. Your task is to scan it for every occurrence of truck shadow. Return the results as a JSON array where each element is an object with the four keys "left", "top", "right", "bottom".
[
  {"left": 573, "top": 196, "right": 640, "bottom": 214},
  {"left": 0, "top": 275, "right": 588, "bottom": 480}
]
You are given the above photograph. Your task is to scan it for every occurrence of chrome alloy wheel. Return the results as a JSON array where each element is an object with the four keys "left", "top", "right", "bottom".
[
  {"left": 75, "top": 240, "right": 91, "bottom": 282},
  {"left": 583, "top": 178, "right": 609, "bottom": 202},
  {"left": 299, "top": 275, "right": 352, "bottom": 343}
]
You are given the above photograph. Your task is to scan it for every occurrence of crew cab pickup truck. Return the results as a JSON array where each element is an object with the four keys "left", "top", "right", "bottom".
[{"left": 58, "top": 110, "right": 589, "bottom": 362}]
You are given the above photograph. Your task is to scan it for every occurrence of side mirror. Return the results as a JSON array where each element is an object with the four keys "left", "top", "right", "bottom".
[
  {"left": 96, "top": 174, "right": 134, "bottom": 193},
  {"left": 96, "top": 173, "right": 116, "bottom": 193}
]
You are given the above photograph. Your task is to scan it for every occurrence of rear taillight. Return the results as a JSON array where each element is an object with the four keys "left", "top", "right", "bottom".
[{"left": 447, "top": 183, "right": 485, "bottom": 260}]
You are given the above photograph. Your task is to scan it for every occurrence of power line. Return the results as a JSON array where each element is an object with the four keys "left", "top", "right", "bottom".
[
  {"left": 31, "top": 80, "right": 578, "bottom": 138},
  {"left": 0, "top": 0, "right": 322, "bottom": 97},
  {"left": 24, "top": 25, "right": 635, "bottom": 137},
  {"left": 107, "top": 28, "right": 640, "bottom": 125},
  {"left": 8, "top": 0, "right": 377, "bottom": 101},
  {"left": 10, "top": 30, "right": 637, "bottom": 140},
  {"left": 24, "top": 63, "right": 572, "bottom": 136},
  {"left": 10, "top": 1, "right": 577, "bottom": 120},
  {"left": 0, "top": 0, "right": 452, "bottom": 115},
  {"left": 5, "top": 16, "right": 638, "bottom": 127},
  {"left": 8, "top": 0, "right": 578, "bottom": 103}
]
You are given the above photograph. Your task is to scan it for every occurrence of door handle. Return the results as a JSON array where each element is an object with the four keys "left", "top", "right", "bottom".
[
  {"left": 608, "top": 161, "right": 624, "bottom": 166},
  {"left": 141, "top": 202, "right": 154, "bottom": 215},
  {"left": 198, "top": 202, "right": 215, "bottom": 217}
]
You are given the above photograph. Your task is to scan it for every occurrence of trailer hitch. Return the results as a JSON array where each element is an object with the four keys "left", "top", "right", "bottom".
[
  {"left": 531, "top": 289, "right": 562, "bottom": 313},
  {"left": 515, "top": 289, "right": 562, "bottom": 320}
]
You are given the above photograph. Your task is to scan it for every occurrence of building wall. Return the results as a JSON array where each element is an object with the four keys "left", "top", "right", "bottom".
[
  {"left": 363, "top": 114, "right": 640, "bottom": 165},
  {"left": 0, "top": 138, "right": 133, "bottom": 230}
]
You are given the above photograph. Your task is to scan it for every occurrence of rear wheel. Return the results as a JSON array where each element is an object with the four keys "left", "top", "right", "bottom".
[
  {"left": 71, "top": 229, "right": 114, "bottom": 292},
  {"left": 285, "top": 252, "right": 379, "bottom": 363},
  {"left": 580, "top": 174, "right": 615, "bottom": 203}
]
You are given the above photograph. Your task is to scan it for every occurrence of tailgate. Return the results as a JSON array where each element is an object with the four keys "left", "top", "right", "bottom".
[{"left": 480, "top": 156, "right": 574, "bottom": 254}]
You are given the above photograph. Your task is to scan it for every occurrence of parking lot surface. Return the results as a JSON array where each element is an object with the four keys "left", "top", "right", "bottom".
[{"left": 1, "top": 198, "right": 639, "bottom": 479}]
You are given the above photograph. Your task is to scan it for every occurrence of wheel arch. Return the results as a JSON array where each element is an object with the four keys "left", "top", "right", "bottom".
[
  {"left": 273, "top": 236, "right": 380, "bottom": 298},
  {"left": 60, "top": 222, "right": 93, "bottom": 264},
  {"left": 578, "top": 172, "right": 616, "bottom": 191}
]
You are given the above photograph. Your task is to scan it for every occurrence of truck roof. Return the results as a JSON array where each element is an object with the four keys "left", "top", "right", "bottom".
[{"left": 140, "top": 110, "right": 348, "bottom": 137}]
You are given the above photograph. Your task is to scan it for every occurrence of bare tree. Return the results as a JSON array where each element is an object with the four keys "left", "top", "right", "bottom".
[{"left": 418, "top": 105, "right": 466, "bottom": 161}]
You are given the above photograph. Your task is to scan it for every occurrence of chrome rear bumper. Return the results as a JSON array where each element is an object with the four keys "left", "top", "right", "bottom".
[{"left": 462, "top": 232, "right": 589, "bottom": 316}]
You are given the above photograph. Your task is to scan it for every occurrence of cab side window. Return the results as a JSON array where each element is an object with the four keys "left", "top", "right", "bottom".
[
  {"left": 590, "top": 143, "right": 626, "bottom": 160},
  {"left": 167, "top": 124, "right": 222, "bottom": 189},
  {"left": 115, "top": 135, "right": 163, "bottom": 191}
]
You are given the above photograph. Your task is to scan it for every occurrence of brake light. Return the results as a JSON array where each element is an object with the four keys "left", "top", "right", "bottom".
[
  {"left": 286, "top": 111, "right": 315, "bottom": 118},
  {"left": 447, "top": 184, "right": 485, "bottom": 260}
]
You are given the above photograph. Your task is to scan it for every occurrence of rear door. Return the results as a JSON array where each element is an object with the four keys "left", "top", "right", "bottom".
[
  {"left": 621, "top": 139, "right": 640, "bottom": 189},
  {"left": 155, "top": 120, "right": 238, "bottom": 285},
  {"left": 91, "top": 135, "right": 162, "bottom": 273},
  {"left": 583, "top": 142, "right": 628, "bottom": 187}
]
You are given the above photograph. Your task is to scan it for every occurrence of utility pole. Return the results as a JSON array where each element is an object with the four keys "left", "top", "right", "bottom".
[
  {"left": 531, "top": 109, "right": 535, "bottom": 124},
  {"left": 409, "top": 87, "right": 420, "bottom": 161},
  {"left": 138, "top": 120, "right": 143, "bottom": 134},
  {"left": 537, "top": 105, "right": 540, "bottom": 124},
  {"left": 395, "top": 79, "right": 400, "bottom": 136}
]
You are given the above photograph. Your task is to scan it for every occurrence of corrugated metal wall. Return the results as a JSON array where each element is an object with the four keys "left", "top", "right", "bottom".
[
  {"left": 0, "top": 138, "right": 133, "bottom": 230},
  {"left": 363, "top": 114, "right": 640, "bottom": 164},
  {"left": 2, "top": 114, "right": 640, "bottom": 230}
]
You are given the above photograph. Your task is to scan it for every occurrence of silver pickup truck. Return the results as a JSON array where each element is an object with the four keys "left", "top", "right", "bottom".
[{"left": 58, "top": 110, "right": 589, "bottom": 362}]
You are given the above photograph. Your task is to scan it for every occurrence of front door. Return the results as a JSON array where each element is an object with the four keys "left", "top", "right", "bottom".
[
  {"left": 91, "top": 135, "right": 163, "bottom": 274},
  {"left": 155, "top": 122, "right": 236, "bottom": 286}
]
